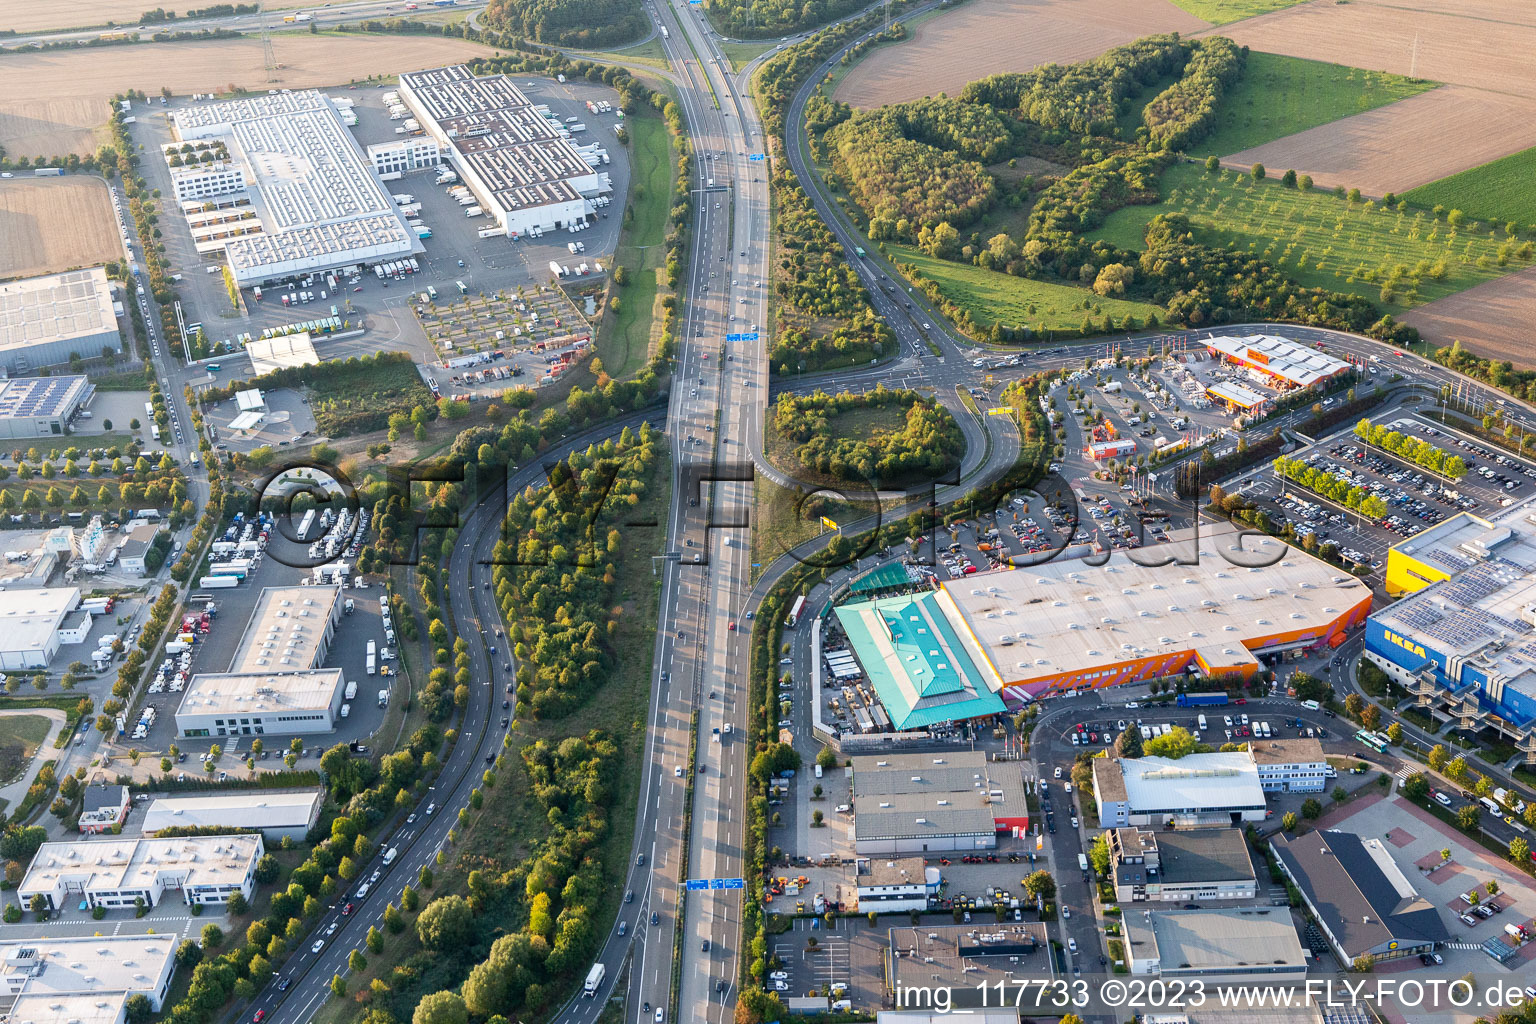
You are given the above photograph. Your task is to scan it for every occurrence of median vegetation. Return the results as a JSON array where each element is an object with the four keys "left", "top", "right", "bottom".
[{"left": 767, "top": 387, "right": 963, "bottom": 488}]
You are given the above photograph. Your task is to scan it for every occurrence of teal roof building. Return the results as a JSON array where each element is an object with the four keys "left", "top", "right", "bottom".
[{"left": 833, "top": 591, "right": 1006, "bottom": 731}]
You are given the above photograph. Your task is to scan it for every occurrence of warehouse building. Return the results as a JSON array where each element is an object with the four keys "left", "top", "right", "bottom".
[
  {"left": 850, "top": 750, "right": 1028, "bottom": 854},
  {"left": 834, "top": 524, "right": 1369, "bottom": 730},
  {"left": 1093, "top": 752, "right": 1267, "bottom": 828},
  {"left": 1271, "top": 830, "right": 1449, "bottom": 964},
  {"left": 0, "top": 269, "right": 122, "bottom": 376},
  {"left": 18, "top": 834, "right": 263, "bottom": 911},
  {"left": 398, "top": 65, "right": 606, "bottom": 238},
  {"left": 143, "top": 790, "right": 323, "bottom": 841},
  {"left": 174, "top": 668, "right": 346, "bottom": 737},
  {"left": 1368, "top": 508, "right": 1536, "bottom": 764},
  {"left": 229, "top": 584, "right": 343, "bottom": 674},
  {"left": 854, "top": 857, "right": 939, "bottom": 913},
  {"left": 0, "top": 374, "right": 96, "bottom": 439},
  {"left": 1121, "top": 907, "right": 1309, "bottom": 982},
  {"left": 1106, "top": 826, "right": 1258, "bottom": 902},
  {"left": 0, "top": 587, "right": 85, "bottom": 670},
  {"left": 171, "top": 91, "right": 421, "bottom": 286},
  {"left": 1206, "top": 334, "right": 1352, "bottom": 391},
  {"left": 0, "top": 934, "right": 180, "bottom": 1021},
  {"left": 115, "top": 521, "right": 166, "bottom": 576}
]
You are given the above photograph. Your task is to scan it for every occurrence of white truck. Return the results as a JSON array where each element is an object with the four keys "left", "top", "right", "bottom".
[
  {"left": 378, "top": 688, "right": 390, "bottom": 708},
  {"left": 465, "top": 206, "right": 484, "bottom": 218},
  {"left": 344, "top": 680, "right": 358, "bottom": 700},
  {"left": 583, "top": 963, "right": 605, "bottom": 997}
]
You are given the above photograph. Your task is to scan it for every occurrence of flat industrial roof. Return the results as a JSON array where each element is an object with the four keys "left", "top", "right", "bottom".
[
  {"left": 177, "top": 668, "right": 342, "bottom": 719},
  {"left": 399, "top": 65, "right": 595, "bottom": 210},
  {"left": 20, "top": 835, "right": 261, "bottom": 896},
  {"left": 0, "top": 934, "right": 176, "bottom": 1003},
  {"left": 172, "top": 91, "right": 415, "bottom": 275},
  {"left": 1101, "top": 752, "right": 1266, "bottom": 813},
  {"left": 248, "top": 333, "right": 319, "bottom": 372},
  {"left": 0, "top": 269, "right": 117, "bottom": 354},
  {"left": 1147, "top": 827, "right": 1256, "bottom": 885},
  {"left": 851, "top": 750, "right": 1022, "bottom": 842},
  {"left": 0, "top": 587, "right": 81, "bottom": 654},
  {"left": 834, "top": 590, "right": 1006, "bottom": 730},
  {"left": 1122, "top": 907, "right": 1307, "bottom": 972},
  {"left": 1207, "top": 381, "right": 1268, "bottom": 408},
  {"left": 0, "top": 375, "right": 91, "bottom": 420},
  {"left": 10, "top": 992, "right": 129, "bottom": 1024},
  {"left": 939, "top": 522, "right": 1367, "bottom": 692},
  {"left": 1378, "top": 507, "right": 1536, "bottom": 703},
  {"left": 228, "top": 585, "right": 340, "bottom": 674},
  {"left": 1207, "top": 334, "right": 1351, "bottom": 388},
  {"left": 143, "top": 790, "right": 322, "bottom": 833},
  {"left": 1247, "top": 737, "right": 1325, "bottom": 765},
  {"left": 860, "top": 856, "right": 935, "bottom": 889}
]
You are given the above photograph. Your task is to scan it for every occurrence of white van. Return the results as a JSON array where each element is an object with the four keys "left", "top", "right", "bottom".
[
  {"left": 813, "top": 763, "right": 823, "bottom": 779},
  {"left": 382, "top": 847, "right": 398, "bottom": 865}
]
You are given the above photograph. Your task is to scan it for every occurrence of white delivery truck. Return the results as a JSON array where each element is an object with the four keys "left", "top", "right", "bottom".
[{"left": 583, "top": 963, "right": 605, "bottom": 997}]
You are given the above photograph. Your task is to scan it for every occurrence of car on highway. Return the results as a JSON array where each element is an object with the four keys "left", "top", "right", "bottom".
[
  {"left": 342, "top": 903, "right": 355, "bottom": 916},
  {"left": 326, "top": 922, "right": 338, "bottom": 936},
  {"left": 651, "top": 911, "right": 660, "bottom": 925},
  {"left": 625, "top": 889, "right": 634, "bottom": 903},
  {"left": 675, "top": 766, "right": 684, "bottom": 777},
  {"left": 277, "top": 978, "right": 290, "bottom": 992},
  {"left": 253, "top": 1013, "right": 266, "bottom": 1023},
  {"left": 311, "top": 939, "right": 325, "bottom": 954},
  {"left": 655, "top": 1011, "right": 665, "bottom": 1023}
]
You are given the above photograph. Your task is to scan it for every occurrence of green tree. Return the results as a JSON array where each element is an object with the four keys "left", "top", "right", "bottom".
[
  {"left": 1022, "top": 870, "right": 1056, "bottom": 900},
  {"left": 1144, "top": 726, "right": 1200, "bottom": 760},
  {"left": 416, "top": 894, "right": 473, "bottom": 950},
  {"left": 200, "top": 923, "right": 224, "bottom": 949},
  {"left": 1282, "top": 811, "right": 1298, "bottom": 831},
  {"left": 413, "top": 991, "right": 469, "bottom": 1024},
  {"left": 1250, "top": 163, "right": 1266, "bottom": 181},
  {"left": 1204, "top": 155, "right": 1219, "bottom": 173},
  {"left": 1301, "top": 798, "right": 1323, "bottom": 820}
]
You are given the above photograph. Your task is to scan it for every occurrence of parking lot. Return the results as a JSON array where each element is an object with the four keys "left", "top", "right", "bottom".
[
  {"left": 119, "top": 72, "right": 633, "bottom": 380},
  {"left": 109, "top": 507, "right": 394, "bottom": 774}
]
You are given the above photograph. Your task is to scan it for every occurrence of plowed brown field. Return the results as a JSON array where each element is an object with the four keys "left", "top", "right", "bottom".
[
  {"left": 1403, "top": 268, "right": 1536, "bottom": 366},
  {"left": 832, "top": 0, "right": 1207, "bottom": 109},
  {"left": 1206, "top": 0, "right": 1536, "bottom": 194},
  {"left": 1220, "top": 87, "right": 1536, "bottom": 195},
  {"left": 0, "top": 178, "right": 122, "bottom": 280},
  {"left": 0, "top": 33, "right": 495, "bottom": 157}
]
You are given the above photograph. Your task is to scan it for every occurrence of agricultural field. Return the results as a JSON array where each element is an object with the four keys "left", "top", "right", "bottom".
[
  {"left": 5, "top": 1, "right": 149, "bottom": 34},
  {"left": 1087, "top": 163, "right": 1536, "bottom": 315},
  {"left": 1201, "top": 0, "right": 1536, "bottom": 191},
  {"left": 1163, "top": 0, "right": 1307, "bottom": 25},
  {"left": 831, "top": 0, "right": 1206, "bottom": 109},
  {"left": 1402, "top": 268, "right": 1536, "bottom": 366},
  {"left": 891, "top": 245, "right": 1167, "bottom": 334},
  {"left": 1220, "top": 86, "right": 1536, "bottom": 197},
  {"left": 0, "top": 33, "right": 495, "bottom": 157},
  {"left": 1404, "top": 146, "right": 1536, "bottom": 230},
  {"left": 0, "top": 178, "right": 123, "bottom": 281},
  {"left": 0, "top": 97, "right": 111, "bottom": 161},
  {"left": 1197, "top": 52, "right": 1432, "bottom": 158}
]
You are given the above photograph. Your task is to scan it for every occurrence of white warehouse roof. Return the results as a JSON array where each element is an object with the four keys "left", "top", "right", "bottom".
[
  {"left": 0, "top": 269, "right": 117, "bottom": 355},
  {"left": 143, "top": 791, "right": 322, "bottom": 834}
]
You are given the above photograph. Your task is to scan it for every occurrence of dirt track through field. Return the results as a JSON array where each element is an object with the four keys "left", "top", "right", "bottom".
[
  {"left": 1402, "top": 268, "right": 1536, "bottom": 367},
  {"left": 0, "top": 33, "right": 496, "bottom": 157},
  {"left": 831, "top": 0, "right": 1207, "bottom": 109},
  {"left": 1205, "top": 0, "right": 1536, "bottom": 194},
  {"left": 0, "top": 178, "right": 123, "bottom": 280}
]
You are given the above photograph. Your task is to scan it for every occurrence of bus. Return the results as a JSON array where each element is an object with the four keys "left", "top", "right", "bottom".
[
  {"left": 150, "top": 423, "right": 161, "bottom": 442},
  {"left": 207, "top": 363, "right": 221, "bottom": 373},
  {"left": 1355, "top": 730, "right": 1390, "bottom": 753},
  {"left": 786, "top": 595, "right": 807, "bottom": 628}
]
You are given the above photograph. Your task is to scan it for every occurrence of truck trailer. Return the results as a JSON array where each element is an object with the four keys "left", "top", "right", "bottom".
[{"left": 1176, "top": 692, "right": 1229, "bottom": 706}]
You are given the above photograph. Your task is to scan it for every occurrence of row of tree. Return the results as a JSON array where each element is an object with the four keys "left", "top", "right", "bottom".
[
  {"left": 1352, "top": 419, "right": 1467, "bottom": 479},
  {"left": 1271, "top": 455, "right": 1390, "bottom": 521}
]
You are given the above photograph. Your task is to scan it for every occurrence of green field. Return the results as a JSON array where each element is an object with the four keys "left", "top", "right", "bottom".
[
  {"left": 1404, "top": 146, "right": 1536, "bottom": 230},
  {"left": 600, "top": 110, "right": 672, "bottom": 378},
  {"left": 1087, "top": 162, "right": 1536, "bottom": 313},
  {"left": 0, "top": 714, "right": 52, "bottom": 786},
  {"left": 575, "top": 35, "right": 672, "bottom": 70},
  {"left": 719, "top": 38, "right": 780, "bottom": 70},
  {"left": 1197, "top": 52, "right": 1434, "bottom": 157},
  {"left": 891, "top": 245, "right": 1167, "bottom": 332},
  {"left": 1164, "top": 0, "right": 1310, "bottom": 25}
]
